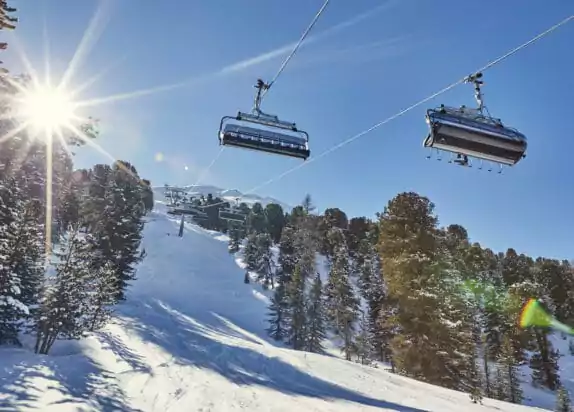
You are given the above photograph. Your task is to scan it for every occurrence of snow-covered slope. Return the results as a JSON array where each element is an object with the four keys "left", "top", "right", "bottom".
[
  {"left": 153, "top": 184, "right": 291, "bottom": 211},
  {"left": 0, "top": 202, "right": 549, "bottom": 411}
]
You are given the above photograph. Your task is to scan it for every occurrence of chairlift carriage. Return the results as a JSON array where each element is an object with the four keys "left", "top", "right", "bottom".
[
  {"left": 423, "top": 72, "right": 527, "bottom": 173},
  {"left": 193, "top": 209, "right": 209, "bottom": 223},
  {"left": 218, "top": 198, "right": 247, "bottom": 223},
  {"left": 219, "top": 79, "right": 310, "bottom": 160}
]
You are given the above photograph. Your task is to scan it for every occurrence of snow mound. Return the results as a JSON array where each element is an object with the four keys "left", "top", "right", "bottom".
[{"left": 0, "top": 201, "right": 547, "bottom": 411}]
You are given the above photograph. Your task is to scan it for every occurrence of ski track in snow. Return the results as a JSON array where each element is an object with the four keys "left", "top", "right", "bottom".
[{"left": 0, "top": 201, "right": 550, "bottom": 411}]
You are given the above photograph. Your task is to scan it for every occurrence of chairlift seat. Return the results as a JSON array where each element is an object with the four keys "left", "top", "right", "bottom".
[
  {"left": 219, "top": 115, "right": 310, "bottom": 160},
  {"left": 219, "top": 207, "right": 247, "bottom": 223},
  {"left": 424, "top": 107, "right": 527, "bottom": 166}
]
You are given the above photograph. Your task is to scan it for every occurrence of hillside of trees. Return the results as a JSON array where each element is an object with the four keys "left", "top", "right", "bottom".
[
  {"left": 190, "top": 191, "right": 573, "bottom": 409},
  {"left": 0, "top": 73, "right": 153, "bottom": 355}
]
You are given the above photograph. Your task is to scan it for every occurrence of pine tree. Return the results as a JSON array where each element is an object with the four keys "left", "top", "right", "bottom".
[
  {"left": 375, "top": 295, "right": 396, "bottom": 365},
  {"left": 277, "top": 226, "right": 297, "bottom": 284},
  {"left": 243, "top": 233, "right": 259, "bottom": 271},
  {"left": 378, "top": 192, "right": 454, "bottom": 385},
  {"left": 85, "top": 258, "right": 117, "bottom": 332},
  {"left": 247, "top": 203, "right": 266, "bottom": 234},
  {"left": 306, "top": 273, "right": 326, "bottom": 353},
  {"left": 228, "top": 222, "right": 241, "bottom": 254},
  {"left": 34, "top": 226, "right": 91, "bottom": 354},
  {"left": 255, "top": 233, "right": 274, "bottom": 287},
  {"left": 266, "top": 283, "right": 289, "bottom": 341},
  {"left": 324, "top": 227, "right": 358, "bottom": 360},
  {"left": 141, "top": 179, "right": 154, "bottom": 212},
  {"left": 264, "top": 203, "right": 285, "bottom": 244},
  {"left": 556, "top": 387, "right": 572, "bottom": 412},
  {"left": 353, "top": 310, "right": 372, "bottom": 364},
  {"left": 493, "top": 367, "right": 506, "bottom": 401},
  {"left": 293, "top": 215, "right": 317, "bottom": 281},
  {"left": 499, "top": 335, "right": 523, "bottom": 404},
  {"left": 530, "top": 329, "right": 561, "bottom": 390},
  {"left": 286, "top": 265, "right": 307, "bottom": 350},
  {"left": 0, "top": 178, "right": 44, "bottom": 345},
  {"left": 88, "top": 161, "right": 146, "bottom": 302}
]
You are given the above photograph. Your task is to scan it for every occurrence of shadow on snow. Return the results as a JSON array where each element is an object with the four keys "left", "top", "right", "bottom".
[
  {"left": 119, "top": 298, "right": 428, "bottom": 412},
  {"left": 0, "top": 347, "right": 141, "bottom": 411}
]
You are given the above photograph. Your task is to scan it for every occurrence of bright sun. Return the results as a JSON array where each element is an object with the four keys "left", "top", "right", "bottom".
[{"left": 16, "top": 84, "right": 78, "bottom": 133}]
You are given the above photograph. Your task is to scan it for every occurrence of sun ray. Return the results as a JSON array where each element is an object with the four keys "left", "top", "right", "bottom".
[
  {"left": 73, "top": 2, "right": 395, "bottom": 109},
  {"left": 42, "top": 13, "right": 51, "bottom": 86},
  {"left": 0, "top": 121, "right": 29, "bottom": 145},
  {"left": 65, "top": 122, "right": 151, "bottom": 188},
  {"left": 7, "top": 35, "right": 41, "bottom": 89},
  {"left": 58, "top": 0, "right": 113, "bottom": 92},
  {"left": 74, "top": 76, "right": 210, "bottom": 108},
  {"left": 4, "top": 131, "right": 35, "bottom": 178},
  {"left": 44, "top": 128, "right": 54, "bottom": 260},
  {"left": 70, "top": 53, "right": 129, "bottom": 98}
]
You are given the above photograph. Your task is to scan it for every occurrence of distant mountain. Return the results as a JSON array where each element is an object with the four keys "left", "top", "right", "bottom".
[{"left": 152, "top": 184, "right": 292, "bottom": 211}]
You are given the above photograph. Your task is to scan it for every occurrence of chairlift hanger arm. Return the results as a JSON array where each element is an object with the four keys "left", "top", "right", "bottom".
[
  {"left": 463, "top": 72, "right": 485, "bottom": 113},
  {"left": 253, "top": 78, "right": 272, "bottom": 117}
]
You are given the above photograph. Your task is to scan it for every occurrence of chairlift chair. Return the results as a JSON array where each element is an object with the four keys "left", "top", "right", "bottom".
[
  {"left": 178, "top": 202, "right": 203, "bottom": 216},
  {"left": 423, "top": 72, "right": 527, "bottom": 170},
  {"left": 218, "top": 79, "right": 310, "bottom": 160},
  {"left": 193, "top": 211, "right": 209, "bottom": 223},
  {"left": 218, "top": 198, "right": 247, "bottom": 223}
]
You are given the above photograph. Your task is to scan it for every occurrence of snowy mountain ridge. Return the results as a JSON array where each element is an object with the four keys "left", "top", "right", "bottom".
[{"left": 153, "top": 184, "right": 292, "bottom": 211}]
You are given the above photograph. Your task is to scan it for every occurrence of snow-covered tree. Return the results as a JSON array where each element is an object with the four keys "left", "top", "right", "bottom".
[
  {"left": 324, "top": 227, "right": 358, "bottom": 360},
  {"left": 305, "top": 272, "right": 327, "bottom": 353},
  {"left": 33, "top": 226, "right": 91, "bottom": 354},
  {"left": 286, "top": 265, "right": 307, "bottom": 350},
  {"left": 266, "top": 283, "right": 289, "bottom": 341}
]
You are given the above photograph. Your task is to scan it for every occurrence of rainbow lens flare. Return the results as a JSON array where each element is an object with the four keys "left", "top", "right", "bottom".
[{"left": 519, "top": 298, "right": 552, "bottom": 329}]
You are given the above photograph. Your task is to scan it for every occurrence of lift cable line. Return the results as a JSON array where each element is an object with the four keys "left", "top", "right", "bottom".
[
  {"left": 187, "top": 146, "right": 225, "bottom": 194},
  {"left": 260, "top": 0, "right": 331, "bottom": 101},
  {"left": 202, "top": 13, "right": 574, "bottom": 210},
  {"left": 218, "top": 0, "right": 332, "bottom": 160}
]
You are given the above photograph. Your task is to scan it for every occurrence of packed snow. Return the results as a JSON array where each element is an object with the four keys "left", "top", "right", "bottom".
[{"left": 0, "top": 199, "right": 553, "bottom": 411}]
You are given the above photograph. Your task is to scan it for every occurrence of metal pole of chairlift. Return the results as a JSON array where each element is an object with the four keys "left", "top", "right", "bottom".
[{"left": 178, "top": 214, "right": 185, "bottom": 237}]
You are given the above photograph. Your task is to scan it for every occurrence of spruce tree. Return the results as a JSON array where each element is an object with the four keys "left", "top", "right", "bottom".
[
  {"left": 266, "top": 283, "right": 289, "bottom": 341},
  {"left": 88, "top": 161, "right": 146, "bottom": 302},
  {"left": 255, "top": 233, "right": 274, "bottom": 287},
  {"left": 530, "top": 329, "right": 561, "bottom": 390},
  {"left": 377, "top": 192, "right": 453, "bottom": 385},
  {"left": 277, "top": 226, "right": 297, "bottom": 284},
  {"left": 556, "top": 387, "right": 572, "bottom": 412},
  {"left": 85, "top": 258, "right": 117, "bottom": 332},
  {"left": 324, "top": 227, "right": 358, "bottom": 360},
  {"left": 0, "top": 177, "right": 44, "bottom": 345},
  {"left": 306, "top": 273, "right": 326, "bottom": 353},
  {"left": 34, "top": 225, "right": 91, "bottom": 354},
  {"left": 243, "top": 233, "right": 259, "bottom": 271},
  {"left": 499, "top": 335, "right": 523, "bottom": 404},
  {"left": 228, "top": 222, "right": 241, "bottom": 254},
  {"left": 286, "top": 265, "right": 307, "bottom": 350},
  {"left": 264, "top": 203, "right": 285, "bottom": 244},
  {"left": 353, "top": 310, "right": 372, "bottom": 364}
]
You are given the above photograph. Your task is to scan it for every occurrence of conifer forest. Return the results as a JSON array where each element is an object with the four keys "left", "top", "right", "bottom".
[
  {"left": 0, "top": 73, "right": 154, "bottom": 356},
  {"left": 177, "top": 188, "right": 574, "bottom": 408}
]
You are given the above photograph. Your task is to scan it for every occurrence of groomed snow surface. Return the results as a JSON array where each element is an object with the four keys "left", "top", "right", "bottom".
[{"left": 0, "top": 201, "right": 549, "bottom": 411}]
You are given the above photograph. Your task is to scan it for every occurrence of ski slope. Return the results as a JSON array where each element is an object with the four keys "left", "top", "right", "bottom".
[{"left": 0, "top": 201, "right": 549, "bottom": 411}]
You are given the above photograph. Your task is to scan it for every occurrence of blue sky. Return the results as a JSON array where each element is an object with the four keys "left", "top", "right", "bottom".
[{"left": 5, "top": 1, "right": 574, "bottom": 259}]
